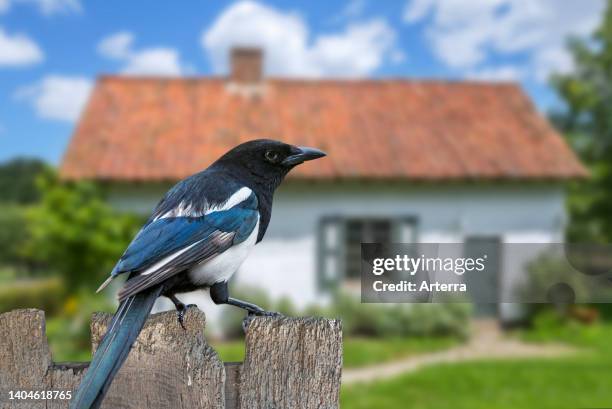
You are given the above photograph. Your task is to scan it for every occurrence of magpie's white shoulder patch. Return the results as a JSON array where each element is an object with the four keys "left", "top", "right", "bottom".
[
  {"left": 154, "top": 187, "right": 253, "bottom": 221},
  {"left": 156, "top": 202, "right": 195, "bottom": 220},
  {"left": 205, "top": 187, "right": 253, "bottom": 214}
]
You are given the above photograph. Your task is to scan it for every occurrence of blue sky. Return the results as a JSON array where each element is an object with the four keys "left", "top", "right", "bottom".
[{"left": 0, "top": 0, "right": 606, "bottom": 164}]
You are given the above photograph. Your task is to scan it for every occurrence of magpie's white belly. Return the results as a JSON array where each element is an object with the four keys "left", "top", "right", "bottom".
[{"left": 188, "top": 219, "right": 259, "bottom": 286}]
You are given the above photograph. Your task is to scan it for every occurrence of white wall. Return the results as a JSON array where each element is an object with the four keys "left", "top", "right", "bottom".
[{"left": 107, "top": 181, "right": 567, "bottom": 327}]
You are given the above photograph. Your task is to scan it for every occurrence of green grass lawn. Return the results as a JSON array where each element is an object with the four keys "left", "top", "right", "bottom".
[
  {"left": 341, "top": 358, "right": 611, "bottom": 409},
  {"left": 342, "top": 337, "right": 459, "bottom": 368},
  {"left": 209, "top": 339, "right": 246, "bottom": 362},
  {"left": 0, "top": 266, "right": 18, "bottom": 281},
  {"left": 341, "top": 324, "right": 612, "bottom": 409},
  {"left": 210, "top": 336, "right": 460, "bottom": 368}
]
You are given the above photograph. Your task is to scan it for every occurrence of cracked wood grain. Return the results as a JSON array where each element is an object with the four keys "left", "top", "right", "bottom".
[{"left": 0, "top": 309, "right": 342, "bottom": 409}]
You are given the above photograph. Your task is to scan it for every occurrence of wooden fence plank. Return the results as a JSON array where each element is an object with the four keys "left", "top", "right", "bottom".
[
  {"left": 0, "top": 309, "right": 342, "bottom": 409},
  {"left": 0, "top": 309, "right": 53, "bottom": 409},
  {"left": 239, "top": 316, "right": 343, "bottom": 409},
  {"left": 90, "top": 308, "right": 225, "bottom": 409}
]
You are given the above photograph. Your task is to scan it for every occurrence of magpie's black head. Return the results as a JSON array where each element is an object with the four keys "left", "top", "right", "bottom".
[{"left": 214, "top": 139, "right": 326, "bottom": 188}]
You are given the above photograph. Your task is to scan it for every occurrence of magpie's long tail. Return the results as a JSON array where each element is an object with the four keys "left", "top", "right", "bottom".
[{"left": 70, "top": 285, "right": 163, "bottom": 409}]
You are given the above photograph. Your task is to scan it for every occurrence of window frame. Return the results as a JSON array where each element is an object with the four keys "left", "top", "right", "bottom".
[{"left": 317, "top": 215, "right": 418, "bottom": 292}]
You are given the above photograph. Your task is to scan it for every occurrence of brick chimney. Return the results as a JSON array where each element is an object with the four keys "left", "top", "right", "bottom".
[{"left": 230, "top": 47, "right": 263, "bottom": 83}]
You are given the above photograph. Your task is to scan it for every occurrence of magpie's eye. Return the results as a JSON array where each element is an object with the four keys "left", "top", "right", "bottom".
[{"left": 264, "top": 150, "right": 280, "bottom": 163}]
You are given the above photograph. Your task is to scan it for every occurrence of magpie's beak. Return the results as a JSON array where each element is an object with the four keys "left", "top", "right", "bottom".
[{"left": 282, "top": 146, "right": 326, "bottom": 166}]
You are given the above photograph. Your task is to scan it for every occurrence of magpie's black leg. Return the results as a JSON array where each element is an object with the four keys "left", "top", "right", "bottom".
[
  {"left": 210, "top": 282, "right": 280, "bottom": 331},
  {"left": 226, "top": 298, "right": 267, "bottom": 314},
  {"left": 210, "top": 281, "right": 272, "bottom": 314},
  {"left": 168, "top": 294, "right": 190, "bottom": 330}
]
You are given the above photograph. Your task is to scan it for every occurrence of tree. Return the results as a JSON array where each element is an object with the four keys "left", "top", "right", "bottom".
[
  {"left": 25, "top": 173, "right": 142, "bottom": 290},
  {"left": 0, "top": 158, "right": 49, "bottom": 204},
  {"left": 0, "top": 158, "right": 49, "bottom": 270},
  {"left": 552, "top": 0, "right": 612, "bottom": 242},
  {"left": 0, "top": 206, "right": 31, "bottom": 270}
]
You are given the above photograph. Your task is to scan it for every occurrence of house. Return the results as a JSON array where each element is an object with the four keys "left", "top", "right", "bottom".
[{"left": 60, "top": 48, "right": 587, "bottom": 324}]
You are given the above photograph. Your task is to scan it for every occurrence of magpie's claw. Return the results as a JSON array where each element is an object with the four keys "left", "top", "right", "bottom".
[
  {"left": 177, "top": 308, "right": 187, "bottom": 331},
  {"left": 257, "top": 310, "right": 282, "bottom": 318},
  {"left": 176, "top": 304, "right": 198, "bottom": 331},
  {"left": 241, "top": 310, "right": 282, "bottom": 333}
]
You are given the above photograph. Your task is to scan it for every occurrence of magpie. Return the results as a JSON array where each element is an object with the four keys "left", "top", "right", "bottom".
[{"left": 70, "top": 139, "right": 326, "bottom": 409}]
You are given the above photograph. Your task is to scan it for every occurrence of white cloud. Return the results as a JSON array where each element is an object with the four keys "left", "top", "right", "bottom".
[
  {"left": 341, "top": 0, "right": 366, "bottom": 18},
  {"left": 97, "top": 31, "right": 184, "bottom": 76},
  {"left": 331, "top": 0, "right": 367, "bottom": 23},
  {"left": 390, "top": 49, "right": 407, "bottom": 64},
  {"left": 27, "top": 0, "right": 80, "bottom": 14},
  {"left": 122, "top": 48, "right": 183, "bottom": 76},
  {"left": 0, "top": 27, "right": 43, "bottom": 67},
  {"left": 16, "top": 75, "right": 92, "bottom": 122},
  {"left": 533, "top": 47, "right": 574, "bottom": 82},
  {"left": 3, "top": 0, "right": 80, "bottom": 15},
  {"left": 0, "top": 0, "right": 10, "bottom": 14},
  {"left": 403, "top": 0, "right": 433, "bottom": 23},
  {"left": 309, "top": 20, "right": 396, "bottom": 77},
  {"left": 202, "top": 0, "right": 398, "bottom": 78},
  {"left": 403, "top": 0, "right": 605, "bottom": 82},
  {"left": 466, "top": 65, "right": 524, "bottom": 82},
  {"left": 97, "top": 31, "right": 133, "bottom": 60}
]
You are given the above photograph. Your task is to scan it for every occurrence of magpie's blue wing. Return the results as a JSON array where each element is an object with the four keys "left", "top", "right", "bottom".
[{"left": 104, "top": 191, "right": 259, "bottom": 301}]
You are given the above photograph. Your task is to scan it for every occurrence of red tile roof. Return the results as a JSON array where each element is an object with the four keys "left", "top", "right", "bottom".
[{"left": 60, "top": 76, "right": 587, "bottom": 182}]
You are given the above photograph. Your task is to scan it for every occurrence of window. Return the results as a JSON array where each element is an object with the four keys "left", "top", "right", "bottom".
[
  {"left": 318, "top": 216, "right": 417, "bottom": 291},
  {"left": 345, "top": 219, "right": 392, "bottom": 279}
]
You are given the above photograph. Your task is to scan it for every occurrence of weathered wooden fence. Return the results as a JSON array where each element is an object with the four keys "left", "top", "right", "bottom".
[{"left": 0, "top": 308, "right": 342, "bottom": 409}]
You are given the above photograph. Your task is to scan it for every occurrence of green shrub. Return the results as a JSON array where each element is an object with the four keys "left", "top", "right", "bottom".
[
  {"left": 216, "top": 287, "right": 471, "bottom": 340},
  {"left": 0, "top": 277, "right": 64, "bottom": 314},
  {"left": 330, "top": 294, "right": 471, "bottom": 339},
  {"left": 24, "top": 174, "right": 142, "bottom": 291},
  {"left": 46, "top": 316, "right": 93, "bottom": 362},
  {"left": 330, "top": 293, "right": 383, "bottom": 336},
  {"left": 520, "top": 308, "right": 598, "bottom": 345},
  {"left": 519, "top": 252, "right": 591, "bottom": 321},
  {"left": 591, "top": 303, "right": 612, "bottom": 321},
  {"left": 532, "top": 309, "right": 567, "bottom": 332},
  {"left": 0, "top": 205, "right": 31, "bottom": 269},
  {"left": 275, "top": 296, "right": 298, "bottom": 317},
  {"left": 46, "top": 289, "right": 116, "bottom": 362},
  {"left": 0, "top": 158, "right": 49, "bottom": 205}
]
